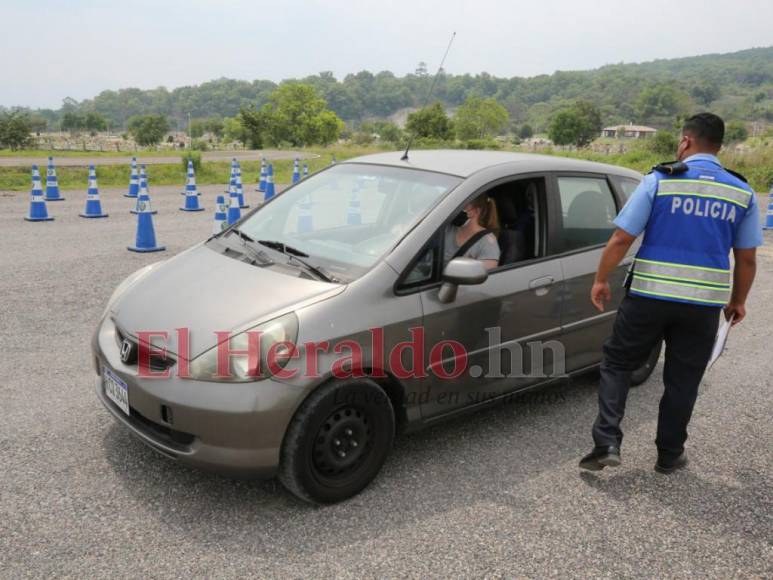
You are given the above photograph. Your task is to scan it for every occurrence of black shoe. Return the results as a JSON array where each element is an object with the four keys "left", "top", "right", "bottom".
[
  {"left": 655, "top": 452, "right": 688, "bottom": 474},
  {"left": 579, "top": 446, "right": 621, "bottom": 471}
]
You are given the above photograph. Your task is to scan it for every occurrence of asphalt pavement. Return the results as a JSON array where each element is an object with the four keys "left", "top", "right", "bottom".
[{"left": 0, "top": 184, "right": 771, "bottom": 578}]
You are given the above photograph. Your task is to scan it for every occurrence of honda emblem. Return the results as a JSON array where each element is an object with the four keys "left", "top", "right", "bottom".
[{"left": 120, "top": 339, "right": 135, "bottom": 363}]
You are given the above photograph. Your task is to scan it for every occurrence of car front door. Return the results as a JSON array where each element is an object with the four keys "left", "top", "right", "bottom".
[{"left": 406, "top": 176, "right": 565, "bottom": 421}]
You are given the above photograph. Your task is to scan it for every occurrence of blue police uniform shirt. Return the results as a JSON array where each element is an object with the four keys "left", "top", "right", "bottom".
[{"left": 614, "top": 153, "right": 763, "bottom": 248}]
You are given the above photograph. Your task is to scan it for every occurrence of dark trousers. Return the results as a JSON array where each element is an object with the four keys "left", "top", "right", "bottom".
[{"left": 592, "top": 294, "right": 720, "bottom": 461}]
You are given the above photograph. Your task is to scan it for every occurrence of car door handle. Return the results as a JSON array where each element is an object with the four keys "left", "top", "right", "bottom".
[{"left": 529, "top": 276, "right": 554, "bottom": 290}]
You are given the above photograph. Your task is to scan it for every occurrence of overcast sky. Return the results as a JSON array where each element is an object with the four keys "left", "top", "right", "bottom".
[{"left": 1, "top": 0, "right": 771, "bottom": 109}]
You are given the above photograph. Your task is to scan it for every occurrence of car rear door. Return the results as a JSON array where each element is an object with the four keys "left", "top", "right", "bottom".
[{"left": 550, "top": 172, "right": 632, "bottom": 372}]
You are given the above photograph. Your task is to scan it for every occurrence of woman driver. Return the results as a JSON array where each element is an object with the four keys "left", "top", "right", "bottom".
[{"left": 444, "top": 194, "right": 500, "bottom": 270}]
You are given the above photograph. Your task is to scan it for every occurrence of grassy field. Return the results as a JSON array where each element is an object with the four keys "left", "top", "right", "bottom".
[
  {"left": 535, "top": 146, "right": 773, "bottom": 192},
  {"left": 2, "top": 143, "right": 771, "bottom": 193},
  {"left": 0, "top": 149, "right": 177, "bottom": 158},
  {"left": 0, "top": 146, "right": 378, "bottom": 192}
]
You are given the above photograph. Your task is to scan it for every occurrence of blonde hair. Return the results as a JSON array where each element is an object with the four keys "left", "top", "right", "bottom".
[{"left": 469, "top": 194, "right": 500, "bottom": 235}]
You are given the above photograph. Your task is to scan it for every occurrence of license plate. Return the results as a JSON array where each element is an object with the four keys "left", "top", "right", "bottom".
[{"left": 104, "top": 368, "right": 130, "bottom": 416}]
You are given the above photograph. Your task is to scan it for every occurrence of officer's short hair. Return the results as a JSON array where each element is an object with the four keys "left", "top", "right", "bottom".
[{"left": 682, "top": 113, "right": 724, "bottom": 148}]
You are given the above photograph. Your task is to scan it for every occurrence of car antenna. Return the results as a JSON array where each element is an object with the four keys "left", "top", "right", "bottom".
[{"left": 401, "top": 31, "right": 456, "bottom": 161}]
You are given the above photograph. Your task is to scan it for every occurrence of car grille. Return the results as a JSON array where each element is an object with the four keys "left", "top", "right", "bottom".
[{"left": 115, "top": 326, "right": 176, "bottom": 372}]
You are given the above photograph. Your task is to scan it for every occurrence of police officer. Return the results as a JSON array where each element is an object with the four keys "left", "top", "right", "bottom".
[{"left": 579, "top": 113, "right": 763, "bottom": 473}]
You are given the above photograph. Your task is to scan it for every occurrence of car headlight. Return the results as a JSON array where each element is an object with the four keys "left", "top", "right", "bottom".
[
  {"left": 101, "top": 262, "right": 164, "bottom": 319},
  {"left": 186, "top": 313, "right": 299, "bottom": 382}
]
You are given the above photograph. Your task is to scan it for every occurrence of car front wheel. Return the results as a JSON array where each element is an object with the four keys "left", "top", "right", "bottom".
[{"left": 278, "top": 379, "right": 395, "bottom": 504}]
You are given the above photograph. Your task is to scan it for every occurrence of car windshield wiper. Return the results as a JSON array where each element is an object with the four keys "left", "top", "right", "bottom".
[
  {"left": 230, "top": 229, "right": 274, "bottom": 266},
  {"left": 258, "top": 239, "right": 338, "bottom": 283},
  {"left": 258, "top": 239, "right": 309, "bottom": 257}
]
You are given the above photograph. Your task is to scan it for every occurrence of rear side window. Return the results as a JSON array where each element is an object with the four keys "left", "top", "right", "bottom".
[
  {"left": 617, "top": 177, "right": 641, "bottom": 200},
  {"left": 556, "top": 176, "right": 617, "bottom": 252}
]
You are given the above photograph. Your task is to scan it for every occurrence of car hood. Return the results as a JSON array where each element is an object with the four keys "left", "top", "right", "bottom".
[{"left": 111, "top": 243, "right": 344, "bottom": 359}]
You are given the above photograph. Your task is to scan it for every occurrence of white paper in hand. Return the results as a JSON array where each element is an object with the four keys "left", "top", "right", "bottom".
[{"left": 707, "top": 314, "right": 734, "bottom": 370}]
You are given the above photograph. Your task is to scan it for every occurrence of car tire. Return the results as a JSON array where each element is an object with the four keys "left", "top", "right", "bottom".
[
  {"left": 630, "top": 339, "right": 663, "bottom": 387},
  {"left": 278, "top": 379, "right": 395, "bottom": 504}
]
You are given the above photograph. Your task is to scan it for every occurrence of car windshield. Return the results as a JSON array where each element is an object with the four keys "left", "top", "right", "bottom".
[{"left": 234, "top": 163, "right": 460, "bottom": 280}]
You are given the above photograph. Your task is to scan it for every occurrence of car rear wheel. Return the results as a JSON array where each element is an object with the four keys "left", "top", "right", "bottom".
[
  {"left": 278, "top": 379, "right": 395, "bottom": 504},
  {"left": 631, "top": 339, "right": 663, "bottom": 387}
]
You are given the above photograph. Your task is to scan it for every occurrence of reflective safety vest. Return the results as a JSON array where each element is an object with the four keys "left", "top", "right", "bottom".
[{"left": 629, "top": 159, "right": 753, "bottom": 307}]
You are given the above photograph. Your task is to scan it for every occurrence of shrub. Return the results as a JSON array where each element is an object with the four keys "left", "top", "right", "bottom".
[
  {"left": 182, "top": 151, "right": 202, "bottom": 173},
  {"left": 463, "top": 138, "right": 502, "bottom": 150},
  {"left": 645, "top": 131, "right": 679, "bottom": 157}
]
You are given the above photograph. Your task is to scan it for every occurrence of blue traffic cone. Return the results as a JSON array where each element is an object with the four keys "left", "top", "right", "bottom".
[
  {"left": 264, "top": 164, "right": 276, "bottom": 201},
  {"left": 212, "top": 195, "right": 228, "bottom": 234},
  {"left": 302, "top": 163, "right": 309, "bottom": 179},
  {"left": 79, "top": 165, "right": 109, "bottom": 218},
  {"left": 128, "top": 194, "right": 165, "bottom": 253},
  {"left": 180, "top": 158, "right": 201, "bottom": 195},
  {"left": 224, "top": 162, "right": 235, "bottom": 195},
  {"left": 347, "top": 190, "right": 362, "bottom": 225},
  {"left": 257, "top": 158, "right": 267, "bottom": 192},
  {"left": 235, "top": 162, "right": 249, "bottom": 208},
  {"left": 297, "top": 195, "right": 313, "bottom": 233},
  {"left": 131, "top": 172, "right": 157, "bottom": 215},
  {"left": 24, "top": 165, "right": 54, "bottom": 222},
  {"left": 44, "top": 157, "right": 64, "bottom": 201},
  {"left": 764, "top": 184, "right": 773, "bottom": 230},
  {"left": 227, "top": 180, "right": 241, "bottom": 225},
  {"left": 292, "top": 158, "right": 300, "bottom": 184},
  {"left": 180, "top": 160, "right": 204, "bottom": 212},
  {"left": 124, "top": 157, "right": 139, "bottom": 198}
]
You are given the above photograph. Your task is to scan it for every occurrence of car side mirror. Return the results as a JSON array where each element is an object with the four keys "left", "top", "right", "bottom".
[{"left": 438, "top": 258, "right": 488, "bottom": 303}]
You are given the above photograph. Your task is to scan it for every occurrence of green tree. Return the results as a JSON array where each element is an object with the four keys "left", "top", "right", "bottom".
[
  {"left": 454, "top": 96, "right": 509, "bottom": 140},
  {"left": 690, "top": 81, "right": 721, "bottom": 106},
  {"left": 0, "top": 111, "right": 33, "bottom": 150},
  {"left": 190, "top": 117, "right": 225, "bottom": 139},
  {"left": 189, "top": 119, "right": 206, "bottom": 139},
  {"left": 518, "top": 124, "right": 534, "bottom": 139},
  {"left": 61, "top": 111, "right": 84, "bottom": 133},
  {"left": 222, "top": 116, "right": 247, "bottom": 144},
  {"left": 405, "top": 102, "right": 453, "bottom": 140},
  {"left": 374, "top": 121, "right": 403, "bottom": 144},
  {"left": 254, "top": 82, "right": 344, "bottom": 147},
  {"left": 84, "top": 112, "right": 108, "bottom": 133},
  {"left": 127, "top": 114, "right": 169, "bottom": 146},
  {"left": 635, "top": 83, "right": 692, "bottom": 125},
  {"left": 312, "top": 110, "right": 344, "bottom": 146},
  {"left": 236, "top": 109, "right": 267, "bottom": 148},
  {"left": 28, "top": 113, "right": 48, "bottom": 134},
  {"left": 204, "top": 117, "right": 224, "bottom": 138},
  {"left": 548, "top": 101, "right": 602, "bottom": 147}
]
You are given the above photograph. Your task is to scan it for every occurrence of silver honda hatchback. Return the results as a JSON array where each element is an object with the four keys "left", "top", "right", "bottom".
[{"left": 93, "top": 150, "right": 660, "bottom": 503}]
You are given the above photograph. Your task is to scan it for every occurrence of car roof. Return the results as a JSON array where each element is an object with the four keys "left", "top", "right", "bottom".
[{"left": 343, "top": 149, "right": 643, "bottom": 180}]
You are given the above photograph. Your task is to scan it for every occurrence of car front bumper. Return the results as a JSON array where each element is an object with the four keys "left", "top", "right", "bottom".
[{"left": 92, "top": 316, "right": 307, "bottom": 478}]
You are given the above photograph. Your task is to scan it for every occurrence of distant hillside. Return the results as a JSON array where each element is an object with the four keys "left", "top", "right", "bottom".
[{"left": 13, "top": 46, "right": 773, "bottom": 132}]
